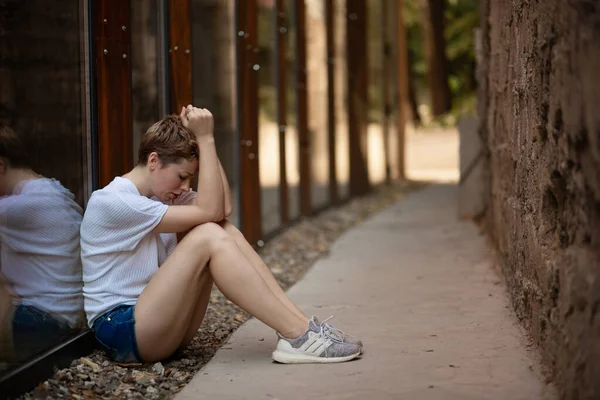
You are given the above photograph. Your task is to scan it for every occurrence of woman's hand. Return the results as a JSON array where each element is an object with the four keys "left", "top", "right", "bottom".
[{"left": 180, "top": 105, "right": 214, "bottom": 138}]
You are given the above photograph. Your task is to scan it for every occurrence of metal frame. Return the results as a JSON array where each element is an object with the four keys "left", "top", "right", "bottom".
[
  {"left": 275, "top": 0, "right": 290, "bottom": 226},
  {"left": 0, "top": 331, "right": 98, "bottom": 400},
  {"left": 295, "top": 0, "right": 312, "bottom": 217},
  {"left": 325, "top": 0, "right": 339, "bottom": 205},
  {"left": 235, "top": 0, "right": 262, "bottom": 244},
  {"left": 382, "top": 0, "right": 392, "bottom": 185},
  {"left": 158, "top": 0, "right": 170, "bottom": 118},
  {"left": 346, "top": 0, "right": 370, "bottom": 195},
  {"left": 167, "top": 0, "right": 193, "bottom": 113}
]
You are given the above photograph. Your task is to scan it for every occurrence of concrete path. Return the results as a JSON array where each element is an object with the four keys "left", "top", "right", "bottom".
[{"left": 176, "top": 184, "right": 556, "bottom": 400}]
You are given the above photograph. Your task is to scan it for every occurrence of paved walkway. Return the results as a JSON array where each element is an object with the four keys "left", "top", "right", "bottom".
[{"left": 176, "top": 184, "right": 556, "bottom": 400}]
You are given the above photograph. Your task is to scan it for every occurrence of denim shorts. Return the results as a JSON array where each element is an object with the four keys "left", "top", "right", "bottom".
[
  {"left": 92, "top": 304, "right": 144, "bottom": 363},
  {"left": 13, "top": 305, "right": 73, "bottom": 361}
]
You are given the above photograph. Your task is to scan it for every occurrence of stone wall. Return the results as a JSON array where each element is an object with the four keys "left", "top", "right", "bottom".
[{"left": 479, "top": 1, "right": 600, "bottom": 399}]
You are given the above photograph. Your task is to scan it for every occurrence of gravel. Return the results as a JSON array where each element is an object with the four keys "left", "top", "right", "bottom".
[{"left": 19, "top": 181, "right": 422, "bottom": 400}]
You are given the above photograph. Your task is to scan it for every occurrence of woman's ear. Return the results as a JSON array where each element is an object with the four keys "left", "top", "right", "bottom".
[{"left": 147, "top": 152, "right": 160, "bottom": 171}]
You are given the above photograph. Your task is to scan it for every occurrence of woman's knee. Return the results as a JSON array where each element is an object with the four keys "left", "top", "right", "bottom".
[
  {"left": 186, "top": 222, "right": 235, "bottom": 251},
  {"left": 219, "top": 219, "right": 246, "bottom": 241}
]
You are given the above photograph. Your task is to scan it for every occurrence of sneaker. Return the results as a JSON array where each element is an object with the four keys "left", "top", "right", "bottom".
[
  {"left": 272, "top": 316, "right": 362, "bottom": 364},
  {"left": 318, "top": 316, "right": 363, "bottom": 352}
]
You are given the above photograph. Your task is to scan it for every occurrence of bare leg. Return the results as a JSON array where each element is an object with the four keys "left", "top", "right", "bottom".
[
  {"left": 178, "top": 268, "right": 213, "bottom": 351},
  {"left": 219, "top": 220, "right": 307, "bottom": 321},
  {"left": 135, "top": 223, "right": 308, "bottom": 362}
]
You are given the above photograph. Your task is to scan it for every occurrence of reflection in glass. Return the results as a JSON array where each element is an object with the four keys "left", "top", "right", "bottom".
[
  {"left": 191, "top": 0, "right": 239, "bottom": 227},
  {"left": 334, "top": 0, "right": 350, "bottom": 200},
  {"left": 306, "top": 0, "right": 330, "bottom": 210},
  {"left": 0, "top": 0, "right": 87, "bottom": 374},
  {"left": 131, "top": 0, "right": 161, "bottom": 164},
  {"left": 367, "top": 0, "right": 386, "bottom": 185},
  {"left": 0, "top": 124, "right": 84, "bottom": 371},
  {"left": 258, "top": 1, "right": 281, "bottom": 235},
  {"left": 285, "top": 0, "right": 301, "bottom": 220}
]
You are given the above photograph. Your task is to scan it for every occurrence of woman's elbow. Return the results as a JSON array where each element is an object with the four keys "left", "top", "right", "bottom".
[{"left": 224, "top": 204, "right": 233, "bottom": 218}]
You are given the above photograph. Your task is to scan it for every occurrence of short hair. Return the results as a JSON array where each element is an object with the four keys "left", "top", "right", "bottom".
[
  {"left": 137, "top": 114, "right": 198, "bottom": 166},
  {"left": 0, "top": 123, "right": 28, "bottom": 168}
]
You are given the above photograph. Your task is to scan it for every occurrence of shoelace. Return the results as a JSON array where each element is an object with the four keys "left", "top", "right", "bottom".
[{"left": 320, "top": 316, "right": 348, "bottom": 342}]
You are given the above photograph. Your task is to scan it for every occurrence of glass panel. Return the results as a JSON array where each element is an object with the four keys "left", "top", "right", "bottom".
[
  {"left": 190, "top": 0, "right": 239, "bottom": 227},
  {"left": 285, "top": 0, "right": 300, "bottom": 220},
  {"left": 257, "top": 2, "right": 280, "bottom": 235},
  {"left": 0, "top": 0, "right": 87, "bottom": 374},
  {"left": 131, "top": 0, "right": 161, "bottom": 165},
  {"left": 334, "top": 0, "right": 349, "bottom": 200},
  {"left": 367, "top": 0, "right": 386, "bottom": 185},
  {"left": 306, "top": 0, "right": 329, "bottom": 210}
]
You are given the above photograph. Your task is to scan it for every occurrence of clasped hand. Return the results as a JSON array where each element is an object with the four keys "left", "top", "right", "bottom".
[{"left": 180, "top": 105, "right": 214, "bottom": 138}]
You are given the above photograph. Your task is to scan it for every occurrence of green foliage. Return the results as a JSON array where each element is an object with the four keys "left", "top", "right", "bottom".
[
  {"left": 444, "top": 0, "right": 478, "bottom": 112},
  {"left": 405, "top": 0, "right": 479, "bottom": 123}
]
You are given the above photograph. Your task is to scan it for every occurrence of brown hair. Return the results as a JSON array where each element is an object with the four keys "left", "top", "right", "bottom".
[
  {"left": 137, "top": 114, "right": 198, "bottom": 166},
  {"left": 0, "top": 123, "right": 28, "bottom": 169}
]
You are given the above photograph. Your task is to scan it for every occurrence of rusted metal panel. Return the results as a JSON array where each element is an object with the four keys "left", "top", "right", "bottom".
[
  {"left": 275, "top": 0, "right": 289, "bottom": 225},
  {"left": 94, "top": 0, "right": 133, "bottom": 187},
  {"left": 168, "top": 0, "right": 193, "bottom": 112},
  {"left": 346, "top": 0, "right": 370, "bottom": 195},
  {"left": 295, "top": 0, "right": 312, "bottom": 216},
  {"left": 236, "top": 0, "right": 262, "bottom": 244},
  {"left": 325, "top": 0, "right": 339, "bottom": 204},
  {"left": 382, "top": 0, "right": 392, "bottom": 185}
]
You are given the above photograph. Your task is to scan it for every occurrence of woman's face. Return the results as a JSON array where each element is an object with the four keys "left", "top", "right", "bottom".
[{"left": 149, "top": 155, "right": 198, "bottom": 202}]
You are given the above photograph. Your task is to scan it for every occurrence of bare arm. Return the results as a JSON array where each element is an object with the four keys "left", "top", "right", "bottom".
[
  {"left": 153, "top": 106, "right": 225, "bottom": 234},
  {"left": 218, "top": 158, "right": 233, "bottom": 218},
  {"left": 194, "top": 134, "right": 224, "bottom": 219}
]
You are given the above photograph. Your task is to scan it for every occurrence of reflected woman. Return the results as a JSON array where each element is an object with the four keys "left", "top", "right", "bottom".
[
  {"left": 0, "top": 123, "right": 84, "bottom": 362},
  {"left": 81, "top": 107, "right": 362, "bottom": 365}
]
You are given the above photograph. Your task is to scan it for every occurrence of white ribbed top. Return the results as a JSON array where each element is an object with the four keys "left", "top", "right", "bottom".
[
  {"left": 0, "top": 178, "right": 85, "bottom": 328},
  {"left": 81, "top": 177, "right": 195, "bottom": 326}
]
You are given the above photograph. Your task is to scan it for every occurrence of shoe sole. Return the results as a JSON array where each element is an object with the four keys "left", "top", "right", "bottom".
[{"left": 271, "top": 350, "right": 361, "bottom": 364}]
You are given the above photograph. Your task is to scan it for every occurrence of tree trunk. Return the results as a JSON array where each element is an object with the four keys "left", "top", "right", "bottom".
[{"left": 421, "top": 0, "right": 451, "bottom": 116}]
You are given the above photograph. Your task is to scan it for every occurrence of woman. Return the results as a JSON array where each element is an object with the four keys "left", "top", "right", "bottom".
[
  {"left": 81, "top": 106, "right": 362, "bottom": 364},
  {"left": 0, "top": 123, "right": 84, "bottom": 362}
]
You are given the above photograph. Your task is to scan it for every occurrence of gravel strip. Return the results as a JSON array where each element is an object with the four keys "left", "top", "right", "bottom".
[{"left": 19, "top": 181, "right": 423, "bottom": 400}]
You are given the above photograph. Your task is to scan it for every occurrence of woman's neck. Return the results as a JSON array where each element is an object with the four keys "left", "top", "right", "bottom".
[
  {"left": 5, "top": 168, "right": 42, "bottom": 195},
  {"left": 122, "top": 165, "right": 152, "bottom": 197}
]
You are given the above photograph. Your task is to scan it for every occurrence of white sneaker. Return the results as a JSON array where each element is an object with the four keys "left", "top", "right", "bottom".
[{"left": 272, "top": 316, "right": 362, "bottom": 364}]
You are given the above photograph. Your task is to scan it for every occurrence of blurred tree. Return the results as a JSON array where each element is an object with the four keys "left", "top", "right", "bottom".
[
  {"left": 402, "top": 0, "right": 478, "bottom": 122},
  {"left": 444, "top": 0, "right": 478, "bottom": 113},
  {"left": 421, "top": 0, "right": 452, "bottom": 116}
]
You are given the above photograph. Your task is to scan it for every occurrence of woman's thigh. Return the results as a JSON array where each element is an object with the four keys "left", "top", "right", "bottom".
[{"left": 134, "top": 222, "right": 226, "bottom": 361}]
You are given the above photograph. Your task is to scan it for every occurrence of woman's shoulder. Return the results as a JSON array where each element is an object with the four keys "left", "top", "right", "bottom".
[{"left": 88, "top": 177, "right": 138, "bottom": 203}]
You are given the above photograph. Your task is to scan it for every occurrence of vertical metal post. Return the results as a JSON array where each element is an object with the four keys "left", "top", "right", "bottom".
[
  {"left": 236, "top": 0, "right": 262, "bottom": 244},
  {"left": 325, "top": 0, "right": 339, "bottom": 204},
  {"left": 295, "top": 0, "right": 312, "bottom": 216},
  {"left": 275, "top": 0, "right": 289, "bottom": 225},
  {"left": 346, "top": 0, "right": 370, "bottom": 195},
  {"left": 94, "top": 0, "right": 133, "bottom": 187}
]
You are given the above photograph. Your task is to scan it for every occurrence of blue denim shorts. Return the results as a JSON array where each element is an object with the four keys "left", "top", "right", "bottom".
[
  {"left": 92, "top": 304, "right": 144, "bottom": 363},
  {"left": 13, "top": 305, "right": 73, "bottom": 361}
]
